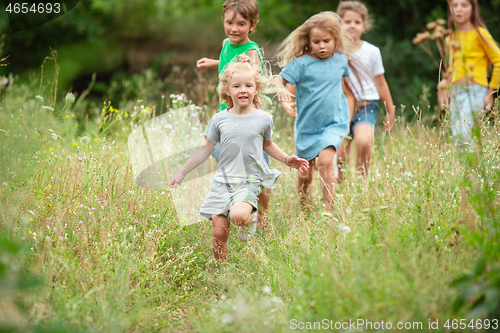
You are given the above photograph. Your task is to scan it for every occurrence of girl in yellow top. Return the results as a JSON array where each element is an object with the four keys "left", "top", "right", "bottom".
[{"left": 440, "top": 0, "right": 500, "bottom": 147}]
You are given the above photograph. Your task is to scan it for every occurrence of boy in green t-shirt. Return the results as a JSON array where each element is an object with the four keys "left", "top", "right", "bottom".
[
  {"left": 196, "top": 0, "right": 263, "bottom": 111},
  {"left": 196, "top": 0, "right": 269, "bottom": 227}
]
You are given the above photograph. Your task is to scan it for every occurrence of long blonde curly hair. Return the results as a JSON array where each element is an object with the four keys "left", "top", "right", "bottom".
[
  {"left": 218, "top": 54, "right": 279, "bottom": 110},
  {"left": 276, "top": 11, "right": 352, "bottom": 67}
]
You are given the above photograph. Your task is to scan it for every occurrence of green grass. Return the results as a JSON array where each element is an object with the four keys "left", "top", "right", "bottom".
[{"left": 1, "top": 74, "right": 499, "bottom": 332}]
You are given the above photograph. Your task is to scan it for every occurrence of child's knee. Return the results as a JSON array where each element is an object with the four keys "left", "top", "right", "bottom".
[
  {"left": 356, "top": 136, "right": 373, "bottom": 151},
  {"left": 316, "top": 158, "right": 329, "bottom": 170},
  {"left": 212, "top": 225, "right": 229, "bottom": 241},
  {"left": 229, "top": 210, "right": 251, "bottom": 226}
]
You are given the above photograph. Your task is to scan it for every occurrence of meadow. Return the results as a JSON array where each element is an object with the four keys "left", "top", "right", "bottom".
[{"left": 0, "top": 67, "right": 499, "bottom": 332}]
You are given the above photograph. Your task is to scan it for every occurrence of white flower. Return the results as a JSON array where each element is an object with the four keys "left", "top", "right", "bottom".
[
  {"left": 65, "top": 92, "right": 75, "bottom": 103},
  {"left": 48, "top": 129, "right": 61, "bottom": 141},
  {"left": 262, "top": 286, "right": 271, "bottom": 294},
  {"left": 41, "top": 106, "right": 54, "bottom": 111},
  {"left": 342, "top": 225, "right": 351, "bottom": 234},
  {"left": 35, "top": 95, "right": 44, "bottom": 101}
]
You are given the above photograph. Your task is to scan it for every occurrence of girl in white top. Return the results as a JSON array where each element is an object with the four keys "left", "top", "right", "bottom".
[
  {"left": 169, "top": 55, "right": 309, "bottom": 262},
  {"left": 336, "top": 1, "right": 395, "bottom": 178}
]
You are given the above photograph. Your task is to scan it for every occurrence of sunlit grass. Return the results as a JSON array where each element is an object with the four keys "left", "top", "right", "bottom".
[{"left": 1, "top": 75, "right": 498, "bottom": 332}]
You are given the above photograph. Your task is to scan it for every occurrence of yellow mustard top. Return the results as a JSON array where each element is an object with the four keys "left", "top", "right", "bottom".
[{"left": 447, "top": 27, "right": 500, "bottom": 89}]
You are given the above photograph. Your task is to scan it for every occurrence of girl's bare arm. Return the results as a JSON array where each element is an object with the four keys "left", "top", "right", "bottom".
[
  {"left": 263, "top": 139, "right": 309, "bottom": 173},
  {"left": 169, "top": 139, "right": 214, "bottom": 187},
  {"left": 281, "top": 84, "right": 297, "bottom": 118},
  {"left": 342, "top": 78, "right": 356, "bottom": 118},
  {"left": 247, "top": 49, "right": 261, "bottom": 68},
  {"left": 373, "top": 74, "right": 395, "bottom": 133}
]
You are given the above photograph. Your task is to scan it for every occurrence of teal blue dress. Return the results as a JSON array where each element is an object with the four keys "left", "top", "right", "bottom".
[{"left": 279, "top": 53, "right": 350, "bottom": 161}]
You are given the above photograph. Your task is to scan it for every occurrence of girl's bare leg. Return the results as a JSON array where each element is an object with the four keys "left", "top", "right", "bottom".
[
  {"left": 316, "top": 147, "right": 337, "bottom": 213},
  {"left": 212, "top": 214, "right": 230, "bottom": 262},
  {"left": 297, "top": 158, "right": 315, "bottom": 209},
  {"left": 353, "top": 124, "right": 374, "bottom": 177},
  {"left": 336, "top": 140, "right": 351, "bottom": 183},
  {"left": 257, "top": 189, "right": 271, "bottom": 228}
]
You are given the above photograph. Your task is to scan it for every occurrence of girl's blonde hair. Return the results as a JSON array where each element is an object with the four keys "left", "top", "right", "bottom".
[
  {"left": 218, "top": 54, "right": 278, "bottom": 109},
  {"left": 337, "top": 1, "right": 373, "bottom": 31},
  {"left": 276, "top": 11, "right": 352, "bottom": 67}
]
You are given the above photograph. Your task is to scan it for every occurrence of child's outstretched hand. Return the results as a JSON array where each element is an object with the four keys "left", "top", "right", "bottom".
[
  {"left": 285, "top": 155, "right": 309, "bottom": 174},
  {"left": 196, "top": 58, "right": 218, "bottom": 70},
  {"left": 282, "top": 101, "right": 297, "bottom": 118},
  {"left": 168, "top": 172, "right": 185, "bottom": 188},
  {"left": 277, "top": 89, "right": 295, "bottom": 103}
]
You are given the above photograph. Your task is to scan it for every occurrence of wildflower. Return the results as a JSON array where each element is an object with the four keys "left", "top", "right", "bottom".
[
  {"left": 436, "top": 18, "right": 446, "bottom": 26},
  {"left": 412, "top": 31, "right": 431, "bottom": 44},
  {"left": 342, "top": 225, "right": 351, "bottom": 234},
  {"left": 35, "top": 95, "right": 44, "bottom": 101},
  {"left": 42, "top": 106, "right": 54, "bottom": 111},
  {"left": 431, "top": 30, "right": 443, "bottom": 40},
  {"left": 262, "top": 286, "right": 272, "bottom": 294},
  {"left": 426, "top": 22, "right": 437, "bottom": 30},
  {"left": 65, "top": 92, "right": 75, "bottom": 103}
]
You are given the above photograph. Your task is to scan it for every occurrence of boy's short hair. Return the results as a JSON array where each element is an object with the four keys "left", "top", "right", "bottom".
[{"left": 222, "top": 0, "right": 259, "bottom": 33}]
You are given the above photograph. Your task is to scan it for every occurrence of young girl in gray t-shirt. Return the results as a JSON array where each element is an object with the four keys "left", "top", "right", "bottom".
[{"left": 169, "top": 55, "right": 309, "bottom": 262}]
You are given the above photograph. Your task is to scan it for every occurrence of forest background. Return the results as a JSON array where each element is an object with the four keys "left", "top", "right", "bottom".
[
  {"left": 1, "top": 0, "right": 500, "bottom": 332},
  {"left": 1, "top": 0, "right": 499, "bottom": 116}
]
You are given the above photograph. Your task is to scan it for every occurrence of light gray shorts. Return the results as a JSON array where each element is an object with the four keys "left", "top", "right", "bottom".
[{"left": 200, "top": 180, "right": 261, "bottom": 220}]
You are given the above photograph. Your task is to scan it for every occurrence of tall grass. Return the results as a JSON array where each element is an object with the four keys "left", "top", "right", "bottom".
[{"left": 1, "top": 69, "right": 499, "bottom": 332}]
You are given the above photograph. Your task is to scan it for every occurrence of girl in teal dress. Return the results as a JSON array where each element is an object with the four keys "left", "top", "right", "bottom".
[{"left": 275, "top": 11, "right": 355, "bottom": 214}]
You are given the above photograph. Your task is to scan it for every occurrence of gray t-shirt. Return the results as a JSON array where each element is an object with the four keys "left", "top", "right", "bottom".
[{"left": 203, "top": 109, "right": 281, "bottom": 189}]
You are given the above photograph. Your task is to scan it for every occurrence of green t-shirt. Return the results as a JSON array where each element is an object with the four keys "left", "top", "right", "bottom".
[{"left": 217, "top": 39, "right": 263, "bottom": 111}]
